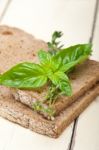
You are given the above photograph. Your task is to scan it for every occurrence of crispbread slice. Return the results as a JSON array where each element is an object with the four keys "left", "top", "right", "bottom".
[{"left": 0, "top": 84, "right": 99, "bottom": 138}]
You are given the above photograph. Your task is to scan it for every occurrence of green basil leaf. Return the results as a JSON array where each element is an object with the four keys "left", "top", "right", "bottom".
[
  {"left": 38, "top": 50, "right": 53, "bottom": 72},
  {"left": 55, "top": 43, "right": 92, "bottom": 62},
  {"left": 48, "top": 71, "right": 72, "bottom": 96},
  {"left": 53, "top": 44, "right": 92, "bottom": 72},
  {"left": 38, "top": 50, "right": 62, "bottom": 72},
  {"left": 0, "top": 62, "right": 47, "bottom": 89},
  {"left": 51, "top": 56, "right": 62, "bottom": 72},
  {"left": 38, "top": 50, "right": 52, "bottom": 64},
  {"left": 60, "top": 55, "right": 88, "bottom": 72}
]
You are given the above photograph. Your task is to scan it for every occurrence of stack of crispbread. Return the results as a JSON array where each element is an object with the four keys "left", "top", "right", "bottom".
[{"left": 0, "top": 26, "right": 99, "bottom": 138}]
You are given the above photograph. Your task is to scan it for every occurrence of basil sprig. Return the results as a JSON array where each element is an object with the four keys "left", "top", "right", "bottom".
[
  {"left": 38, "top": 50, "right": 72, "bottom": 96},
  {"left": 0, "top": 32, "right": 92, "bottom": 97}
]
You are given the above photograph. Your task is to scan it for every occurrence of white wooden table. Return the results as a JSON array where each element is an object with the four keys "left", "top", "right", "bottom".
[{"left": 0, "top": 0, "right": 99, "bottom": 150}]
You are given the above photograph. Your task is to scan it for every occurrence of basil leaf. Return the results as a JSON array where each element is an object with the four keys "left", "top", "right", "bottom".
[
  {"left": 38, "top": 50, "right": 52, "bottom": 64},
  {"left": 38, "top": 50, "right": 62, "bottom": 72},
  {"left": 53, "top": 44, "right": 92, "bottom": 72},
  {"left": 48, "top": 71, "right": 72, "bottom": 96},
  {"left": 50, "top": 56, "right": 62, "bottom": 72},
  {"left": 59, "top": 55, "right": 88, "bottom": 72},
  {"left": 0, "top": 62, "right": 47, "bottom": 89},
  {"left": 55, "top": 44, "right": 92, "bottom": 62}
]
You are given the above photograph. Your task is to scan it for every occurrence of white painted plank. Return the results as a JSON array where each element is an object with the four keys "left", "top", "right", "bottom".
[
  {"left": 0, "top": 0, "right": 96, "bottom": 150},
  {"left": 1, "top": 123, "right": 73, "bottom": 150},
  {"left": 73, "top": 9, "right": 99, "bottom": 150},
  {"left": 72, "top": 97, "right": 99, "bottom": 150},
  {"left": 0, "top": 118, "right": 15, "bottom": 150},
  {"left": 2, "top": 0, "right": 95, "bottom": 45},
  {"left": 0, "top": 1, "right": 15, "bottom": 150},
  {"left": 0, "top": 0, "right": 8, "bottom": 15},
  {"left": 0, "top": 0, "right": 11, "bottom": 22},
  {"left": 0, "top": 116, "right": 74, "bottom": 150}
]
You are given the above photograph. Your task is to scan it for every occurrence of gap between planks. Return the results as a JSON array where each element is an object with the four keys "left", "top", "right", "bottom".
[{"left": 68, "top": 0, "right": 99, "bottom": 150}]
